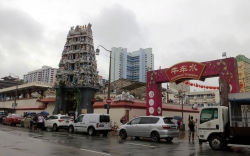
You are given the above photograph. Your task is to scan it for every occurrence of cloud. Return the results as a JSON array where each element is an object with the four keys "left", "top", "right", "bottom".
[
  {"left": 89, "top": 4, "right": 151, "bottom": 79},
  {"left": 0, "top": 4, "right": 65, "bottom": 79},
  {"left": 91, "top": 4, "right": 148, "bottom": 50},
  {"left": 0, "top": 5, "right": 46, "bottom": 78}
]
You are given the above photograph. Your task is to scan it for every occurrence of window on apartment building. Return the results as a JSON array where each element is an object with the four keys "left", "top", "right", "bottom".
[
  {"left": 197, "top": 94, "right": 204, "bottom": 99},
  {"left": 206, "top": 94, "right": 214, "bottom": 99},
  {"left": 188, "top": 95, "right": 194, "bottom": 99},
  {"left": 198, "top": 104, "right": 204, "bottom": 107},
  {"left": 207, "top": 103, "right": 213, "bottom": 106}
]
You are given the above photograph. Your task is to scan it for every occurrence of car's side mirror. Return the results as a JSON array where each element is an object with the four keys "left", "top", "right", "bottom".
[{"left": 74, "top": 120, "right": 77, "bottom": 123}]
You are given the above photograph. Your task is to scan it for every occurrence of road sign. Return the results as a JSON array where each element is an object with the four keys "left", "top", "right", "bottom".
[{"left": 106, "top": 97, "right": 112, "bottom": 104}]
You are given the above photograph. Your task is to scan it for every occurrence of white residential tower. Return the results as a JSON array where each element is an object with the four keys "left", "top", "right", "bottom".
[
  {"left": 23, "top": 66, "right": 58, "bottom": 84},
  {"left": 110, "top": 47, "right": 154, "bottom": 83}
]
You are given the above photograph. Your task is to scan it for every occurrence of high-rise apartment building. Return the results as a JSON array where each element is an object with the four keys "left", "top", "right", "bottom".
[
  {"left": 23, "top": 66, "right": 58, "bottom": 84},
  {"left": 110, "top": 47, "right": 154, "bottom": 83},
  {"left": 235, "top": 54, "right": 250, "bottom": 92}
]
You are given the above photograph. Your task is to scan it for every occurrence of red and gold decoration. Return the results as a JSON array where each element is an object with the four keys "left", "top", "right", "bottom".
[
  {"left": 165, "top": 61, "right": 206, "bottom": 82},
  {"left": 183, "top": 81, "right": 219, "bottom": 90},
  {"left": 146, "top": 58, "right": 239, "bottom": 116}
]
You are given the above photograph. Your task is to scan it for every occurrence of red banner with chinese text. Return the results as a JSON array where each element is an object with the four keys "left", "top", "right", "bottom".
[{"left": 165, "top": 62, "right": 206, "bottom": 82}]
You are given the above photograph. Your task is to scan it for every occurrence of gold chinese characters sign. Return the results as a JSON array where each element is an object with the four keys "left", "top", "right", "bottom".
[{"left": 165, "top": 61, "right": 206, "bottom": 82}]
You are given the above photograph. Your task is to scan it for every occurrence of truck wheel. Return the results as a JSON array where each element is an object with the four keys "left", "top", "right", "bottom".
[
  {"left": 88, "top": 127, "right": 95, "bottom": 136},
  {"left": 209, "top": 136, "right": 224, "bottom": 151}
]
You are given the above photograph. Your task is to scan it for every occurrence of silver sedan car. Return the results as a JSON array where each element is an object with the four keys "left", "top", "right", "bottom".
[{"left": 118, "top": 116, "right": 179, "bottom": 142}]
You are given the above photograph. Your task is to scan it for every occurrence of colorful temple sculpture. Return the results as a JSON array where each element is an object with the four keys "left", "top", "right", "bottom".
[{"left": 54, "top": 24, "right": 101, "bottom": 115}]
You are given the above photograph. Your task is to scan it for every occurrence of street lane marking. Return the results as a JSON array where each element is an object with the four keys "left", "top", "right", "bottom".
[
  {"left": 125, "top": 143, "right": 155, "bottom": 148},
  {"left": 27, "top": 137, "right": 42, "bottom": 141},
  {"left": 80, "top": 149, "right": 110, "bottom": 155}
]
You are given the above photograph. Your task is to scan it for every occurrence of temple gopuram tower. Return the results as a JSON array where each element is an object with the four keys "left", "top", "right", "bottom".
[{"left": 54, "top": 23, "right": 100, "bottom": 115}]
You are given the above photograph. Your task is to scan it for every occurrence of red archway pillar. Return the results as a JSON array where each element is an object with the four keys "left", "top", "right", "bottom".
[{"left": 146, "top": 79, "right": 162, "bottom": 116}]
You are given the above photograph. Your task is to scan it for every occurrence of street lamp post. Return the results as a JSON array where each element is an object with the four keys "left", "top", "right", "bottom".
[
  {"left": 182, "top": 91, "right": 186, "bottom": 122},
  {"left": 178, "top": 89, "right": 186, "bottom": 130},
  {"left": 96, "top": 45, "right": 112, "bottom": 114},
  {"left": 8, "top": 73, "right": 19, "bottom": 110}
]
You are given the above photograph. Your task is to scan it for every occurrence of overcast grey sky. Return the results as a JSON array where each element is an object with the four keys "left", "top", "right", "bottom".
[{"left": 1, "top": 0, "right": 250, "bottom": 91}]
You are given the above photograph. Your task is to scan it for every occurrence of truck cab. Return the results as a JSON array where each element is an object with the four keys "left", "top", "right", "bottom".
[{"left": 198, "top": 92, "right": 250, "bottom": 150}]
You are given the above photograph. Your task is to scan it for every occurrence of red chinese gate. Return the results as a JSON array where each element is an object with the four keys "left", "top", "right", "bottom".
[{"left": 146, "top": 58, "right": 239, "bottom": 116}]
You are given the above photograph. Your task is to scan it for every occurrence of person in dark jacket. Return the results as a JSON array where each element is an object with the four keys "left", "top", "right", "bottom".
[
  {"left": 30, "top": 116, "right": 34, "bottom": 130},
  {"left": 33, "top": 115, "right": 38, "bottom": 130},
  {"left": 188, "top": 116, "right": 195, "bottom": 142}
]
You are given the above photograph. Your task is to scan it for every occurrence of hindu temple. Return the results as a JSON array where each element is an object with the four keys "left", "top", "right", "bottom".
[{"left": 53, "top": 23, "right": 101, "bottom": 115}]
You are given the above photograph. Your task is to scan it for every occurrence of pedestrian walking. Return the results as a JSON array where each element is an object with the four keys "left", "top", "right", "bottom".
[
  {"left": 177, "top": 120, "right": 181, "bottom": 130},
  {"left": 188, "top": 116, "right": 195, "bottom": 142},
  {"left": 29, "top": 116, "right": 33, "bottom": 130},
  {"left": 38, "top": 114, "right": 44, "bottom": 131}
]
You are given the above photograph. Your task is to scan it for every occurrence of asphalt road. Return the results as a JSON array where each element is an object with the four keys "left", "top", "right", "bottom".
[{"left": 0, "top": 124, "right": 250, "bottom": 156}]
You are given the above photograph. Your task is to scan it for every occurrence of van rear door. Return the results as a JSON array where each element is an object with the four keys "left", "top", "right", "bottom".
[{"left": 98, "top": 115, "right": 111, "bottom": 130}]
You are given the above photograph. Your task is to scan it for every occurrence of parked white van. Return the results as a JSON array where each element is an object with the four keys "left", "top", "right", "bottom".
[{"left": 68, "top": 114, "right": 111, "bottom": 136}]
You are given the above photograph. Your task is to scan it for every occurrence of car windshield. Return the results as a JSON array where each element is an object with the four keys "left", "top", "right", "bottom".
[{"left": 163, "top": 118, "right": 175, "bottom": 124}]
